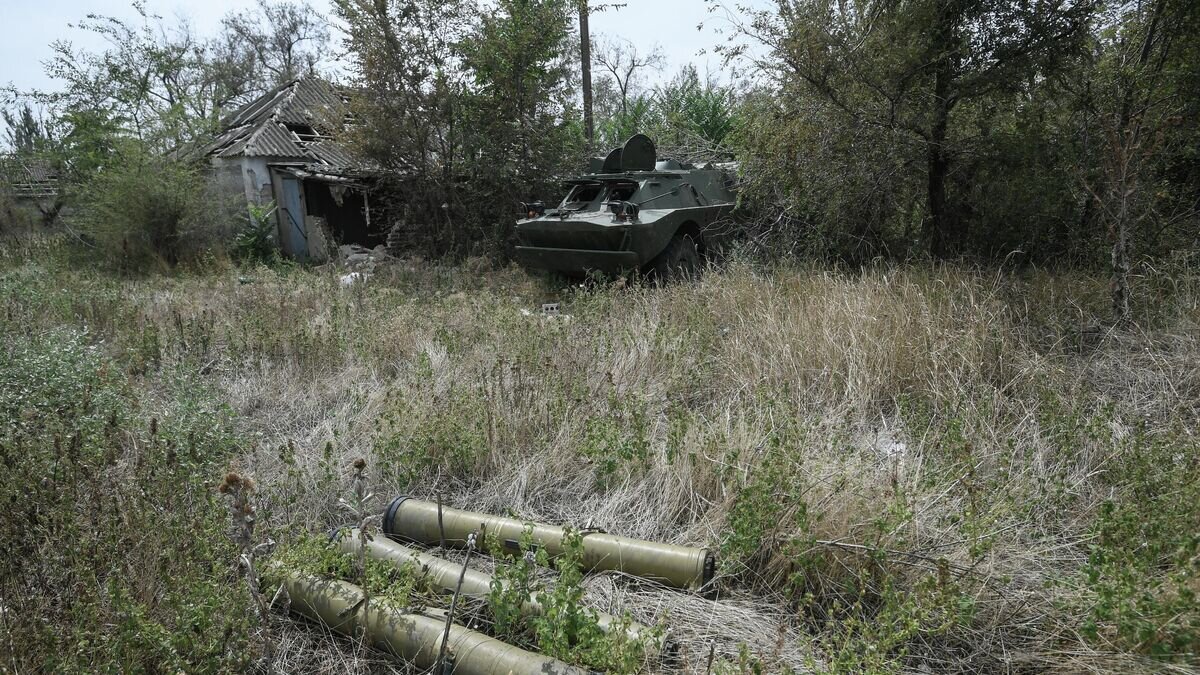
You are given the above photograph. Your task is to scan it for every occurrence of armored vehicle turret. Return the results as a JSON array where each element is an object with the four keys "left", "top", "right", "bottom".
[{"left": 515, "top": 135, "right": 737, "bottom": 280}]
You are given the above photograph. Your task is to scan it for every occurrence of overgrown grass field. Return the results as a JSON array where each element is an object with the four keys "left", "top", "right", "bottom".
[{"left": 2, "top": 236, "right": 1197, "bottom": 673}]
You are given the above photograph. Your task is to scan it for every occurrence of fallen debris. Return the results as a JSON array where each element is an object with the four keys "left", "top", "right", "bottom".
[
  {"left": 339, "top": 271, "right": 368, "bottom": 287},
  {"left": 519, "top": 304, "right": 574, "bottom": 322},
  {"left": 338, "top": 244, "right": 390, "bottom": 271}
]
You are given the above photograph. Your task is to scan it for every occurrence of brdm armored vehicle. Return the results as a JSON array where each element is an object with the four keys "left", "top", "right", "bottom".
[{"left": 515, "top": 134, "right": 737, "bottom": 279}]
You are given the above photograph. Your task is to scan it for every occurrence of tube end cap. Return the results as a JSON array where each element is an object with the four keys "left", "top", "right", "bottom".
[{"left": 382, "top": 495, "right": 411, "bottom": 537}]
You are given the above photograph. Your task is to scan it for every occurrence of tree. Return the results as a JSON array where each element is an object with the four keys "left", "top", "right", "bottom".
[
  {"left": 10, "top": 1, "right": 329, "bottom": 263},
  {"left": 579, "top": 0, "right": 595, "bottom": 147},
  {"left": 333, "top": 0, "right": 474, "bottom": 253},
  {"left": 718, "top": 0, "right": 1096, "bottom": 258},
  {"left": 334, "top": 0, "right": 583, "bottom": 257},
  {"left": 921, "top": 0, "right": 1096, "bottom": 256},
  {"left": 40, "top": 5, "right": 242, "bottom": 150},
  {"left": 2, "top": 105, "right": 47, "bottom": 154},
  {"left": 459, "top": 0, "right": 583, "bottom": 252},
  {"left": 575, "top": 2, "right": 635, "bottom": 152},
  {"left": 11, "top": 6, "right": 244, "bottom": 239},
  {"left": 0, "top": 104, "right": 55, "bottom": 230},
  {"left": 460, "top": 0, "right": 581, "bottom": 175},
  {"left": 27, "top": 1, "right": 331, "bottom": 156},
  {"left": 651, "top": 66, "right": 738, "bottom": 160},
  {"left": 593, "top": 87, "right": 654, "bottom": 148},
  {"left": 593, "top": 37, "right": 665, "bottom": 120},
  {"left": 221, "top": 0, "right": 330, "bottom": 86},
  {"left": 1086, "top": 0, "right": 1200, "bottom": 322}
]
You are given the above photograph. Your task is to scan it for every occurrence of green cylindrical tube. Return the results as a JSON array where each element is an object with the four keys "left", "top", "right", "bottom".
[
  {"left": 268, "top": 572, "right": 591, "bottom": 675},
  {"left": 335, "top": 528, "right": 673, "bottom": 660},
  {"left": 382, "top": 497, "right": 715, "bottom": 592}
]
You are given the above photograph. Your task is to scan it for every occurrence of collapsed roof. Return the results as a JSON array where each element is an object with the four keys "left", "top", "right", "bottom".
[
  {"left": 0, "top": 154, "right": 59, "bottom": 199},
  {"left": 201, "top": 78, "right": 367, "bottom": 176}
]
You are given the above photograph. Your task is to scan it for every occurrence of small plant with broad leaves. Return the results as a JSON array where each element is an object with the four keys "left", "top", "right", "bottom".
[{"left": 232, "top": 202, "right": 280, "bottom": 264}]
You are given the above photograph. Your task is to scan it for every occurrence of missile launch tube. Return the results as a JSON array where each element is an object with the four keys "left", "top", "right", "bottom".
[
  {"left": 335, "top": 528, "right": 673, "bottom": 660},
  {"left": 268, "top": 572, "right": 590, "bottom": 675},
  {"left": 382, "top": 496, "right": 715, "bottom": 592}
]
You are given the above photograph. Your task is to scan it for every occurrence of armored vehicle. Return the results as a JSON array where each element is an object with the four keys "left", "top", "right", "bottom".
[{"left": 515, "top": 135, "right": 736, "bottom": 279}]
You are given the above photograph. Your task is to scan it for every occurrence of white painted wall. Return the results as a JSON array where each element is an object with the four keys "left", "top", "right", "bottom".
[
  {"left": 210, "top": 155, "right": 302, "bottom": 253},
  {"left": 209, "top": 156, "right": 294, "bottom": 208}
]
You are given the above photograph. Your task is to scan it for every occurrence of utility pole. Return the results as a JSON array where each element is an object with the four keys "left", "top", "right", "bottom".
[{"left": 579, "top": 0, "right": 594, "bottom": 149}]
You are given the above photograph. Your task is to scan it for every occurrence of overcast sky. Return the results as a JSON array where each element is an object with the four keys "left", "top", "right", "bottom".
[{"left": 0, "top": 0, "right": 769, "bottom": 98}]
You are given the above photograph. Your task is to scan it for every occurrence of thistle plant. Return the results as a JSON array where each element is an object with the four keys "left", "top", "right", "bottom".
[
  {"left": 219, "top": 471, "right": 276, "bottom": 665},
  {"left": 339, "top": 458, "right": 380, "bottom": 604}
]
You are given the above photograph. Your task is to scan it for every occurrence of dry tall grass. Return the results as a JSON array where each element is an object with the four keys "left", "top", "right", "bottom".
[{"left": 3, "top": 239, "right": 1198, "bottom": 672}]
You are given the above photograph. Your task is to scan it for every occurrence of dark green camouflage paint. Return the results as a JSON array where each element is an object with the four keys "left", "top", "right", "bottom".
[{"left": 515, "top": 136, "right": 737, "bottom": 276}]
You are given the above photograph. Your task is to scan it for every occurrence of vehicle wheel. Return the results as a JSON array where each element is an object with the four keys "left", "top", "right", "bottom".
[{"left": 649, "top": 234, "right": 701, "bottom": 283}]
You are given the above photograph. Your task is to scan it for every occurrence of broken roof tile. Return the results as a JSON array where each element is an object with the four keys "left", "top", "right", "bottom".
[{"left": 202, "top": 78, "right": 369, "bottom": 172}]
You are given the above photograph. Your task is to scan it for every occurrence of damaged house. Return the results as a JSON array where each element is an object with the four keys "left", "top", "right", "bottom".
[
  {"left": 202, "top": 78, "right": 385, "bottom": 261},
  {"left": 1, "top": 154, "right": 59, "bottom": 201},
  {"left": 0, "top": 154, "right": 62, "bottom": 228}
]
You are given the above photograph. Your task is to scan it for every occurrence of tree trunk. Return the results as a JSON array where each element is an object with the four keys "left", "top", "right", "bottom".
[
  {"left": 1110, "top": 172, "right": 1132, "bottom": 324},
  {"left": 924, "top": 0, "right": 957, "bottom": 259},
  {"left": 579, "top": 0, "right": 594, "bottom": 149},
  {"left": 1108, "top": 0, "right": 1166, "bottom": 325},
  {"left": 926, "top": 106, "right": 951, "bottom": 258},
  {"left": 925, "top": 71, "right": 953, "bottom": 258}
]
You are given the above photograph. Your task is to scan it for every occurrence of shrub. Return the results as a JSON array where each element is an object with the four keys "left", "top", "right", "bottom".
[
  {"left": 581, "top": 393, "right": 652, "bottom": 485},
  {"left": 74, "top": 142, "right": 236, "bottom": 270},
  {"left": 488, "top": 527, "right": 660, "bottom": 674},
  {"left": 272, "top": 531, "right": 436, "bottom": 612},
  {"left": 0, "top": 329, "right": 255, "bottom": 672},
  {"left": 231, "top": 202, "right": 280, "bottom": 264},
  {"left": 1080, "top": 429, "right": 1200, "bottom": 657},
  {"left": 0, "top": 191, "right": 40, "bottom": 234}
]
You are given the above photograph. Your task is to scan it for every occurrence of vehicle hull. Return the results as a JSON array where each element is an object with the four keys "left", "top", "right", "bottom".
[{"left": 515, "top": 204, "right": 733, "bottom": 276}]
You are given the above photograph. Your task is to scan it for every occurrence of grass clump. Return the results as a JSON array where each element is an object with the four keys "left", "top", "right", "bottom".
[{"left": 373, "top": 386, "right": 490, "bottom": 487}]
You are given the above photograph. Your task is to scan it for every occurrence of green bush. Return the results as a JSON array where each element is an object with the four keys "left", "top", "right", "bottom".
[
  {"left": 581, "top": 394, "right": 652, "bottom": 485},
  {"left": 272, "top": 531, "right": 437, "bottom": 612},
  {"left": 74, "top": 142, "right": 236, "bottom": 270},
  {"left": 0, "top": 191, "right": 41, "bottom": 234},
  {"left": 1080, "top": 429, "right": 1200, "bottom": 657},
  {"left": 0, "top": 329, "right": 255, "bottom": 672}
]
